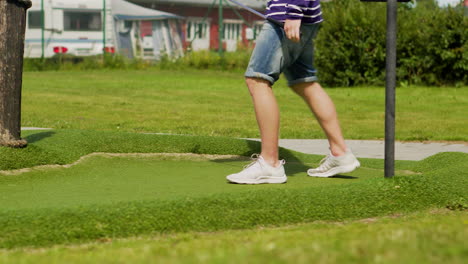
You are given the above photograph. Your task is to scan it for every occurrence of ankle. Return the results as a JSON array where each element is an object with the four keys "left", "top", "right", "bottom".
[
  {"left": 330, "top": 147, "right": 348, "bottom": 157},
  {"left": 260, "top": 155, "right": 280, "bottom": 167}
]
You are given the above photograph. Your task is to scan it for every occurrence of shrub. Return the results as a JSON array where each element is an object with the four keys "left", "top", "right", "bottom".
[
  {"left": 157, "top": 50, "right": 250, "bottom": 71},
  {"left": 23, "top": 54, "right": 152, "bottom": 71},
  {"left": 315, "top": 0, "right": 387, "bottom": 86},
  {"left": 397, "top": 1, "right": 468, "bottom": 86},
  {"left": 23, "top": 51, "right": 250, "bottom": 72},
  {"left": 316, "top": 0, "right": 467, "bottom": 86}
]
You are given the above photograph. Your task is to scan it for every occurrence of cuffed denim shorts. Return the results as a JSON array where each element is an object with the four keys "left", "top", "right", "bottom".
[{"left": 245, "top": 21, "right": 321, "bottom": 86}]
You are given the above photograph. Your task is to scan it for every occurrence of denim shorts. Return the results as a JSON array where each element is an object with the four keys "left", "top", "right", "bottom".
[{"left": 245, "top": 22, "right": 321, "bottom": 86}]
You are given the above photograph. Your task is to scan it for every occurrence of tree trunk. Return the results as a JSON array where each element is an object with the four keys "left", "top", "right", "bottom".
[{"left": 0, "top": 0, "right": 31, "bottom": 148}]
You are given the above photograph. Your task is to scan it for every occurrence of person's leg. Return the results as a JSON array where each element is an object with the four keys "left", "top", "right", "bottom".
[
  {"left": 291, "top": 82, "right": 347, "bottom": 157},
  {"left": 245, "top": 77, "right": 280, "bottom": 167},
  {"left": 226, "top": 22, "right": 287, "bottom": 184},
  {"left": 289, "top": 81, "right": 359, "bottom": 177},
  {"left": 226, "top": 76, "right": 286, "bottom": 184},
  {"left": 281, "top": 24, "right": 359, "bottom": 177}
]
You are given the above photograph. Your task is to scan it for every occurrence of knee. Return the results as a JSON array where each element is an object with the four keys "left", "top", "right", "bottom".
[
  {"left": 291, "top": 82, "right": 322, "bottom": 99},
  {"left": 245, "top": 77, "right": 257, "bottom": 92},
  {"left": 245, "top": 77, "right": 270, "bottom": 97}
]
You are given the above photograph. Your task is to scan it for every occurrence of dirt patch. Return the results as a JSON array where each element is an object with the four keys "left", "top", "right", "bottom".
[{"left": 358, "top": 218, "right": 378, "bottom": 224}]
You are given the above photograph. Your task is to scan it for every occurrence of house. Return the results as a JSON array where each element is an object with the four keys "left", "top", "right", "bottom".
[
  {"left": 129, "top": 0, "right": 267, "bottom": 51},
  {"left": 25, "top": 0, "right": 184, "bottom": 59}
]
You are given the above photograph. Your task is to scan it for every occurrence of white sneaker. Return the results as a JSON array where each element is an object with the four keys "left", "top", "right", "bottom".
[
  {"left": 226, "top": 154, "right": 287, "bottom": 184},
  {"left": 307, "top": 150, "right": 360, "bottom": 177}
]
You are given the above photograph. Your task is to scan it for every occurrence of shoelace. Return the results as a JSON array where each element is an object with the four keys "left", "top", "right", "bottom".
[
  {"left": 316, "top": 154, "right": 338, "bottom": 171},
  {"left": 243, "top": 153, "right": 261, "bottom": 169},
  {"left": 243, "top": 154, "right": 285, "bottom": 169}
]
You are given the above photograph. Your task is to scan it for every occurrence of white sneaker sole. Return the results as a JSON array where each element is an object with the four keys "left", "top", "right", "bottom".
[
  {"left": 226, "top": 175, "right": 287, "bottom": 184},
  {"left": 307, "top": 161, "right": 360, "bottom": 178}
]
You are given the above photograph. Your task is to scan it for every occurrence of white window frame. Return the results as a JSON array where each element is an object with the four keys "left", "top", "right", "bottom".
[
  {"left": 186, "top": 18, "right": 210, "bottom": 41},
  {"left": 223, "top": 19, "right": 242, "bottom": 41}
]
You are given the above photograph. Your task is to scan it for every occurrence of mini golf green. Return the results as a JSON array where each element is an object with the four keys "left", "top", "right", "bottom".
[
  {"left": 0, "top": 130, "right": 466, "bottom": 248},
  {"left": 0, "top": 154, "right": 368, "bottom": 211}
]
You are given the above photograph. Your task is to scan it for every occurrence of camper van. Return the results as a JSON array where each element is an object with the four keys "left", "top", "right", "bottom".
[
  {"left": 25, "top": 0, "right": 184, "bottom": 59},
  {"left": 25, "top": 0, "right": 114, "bottom": 58}
]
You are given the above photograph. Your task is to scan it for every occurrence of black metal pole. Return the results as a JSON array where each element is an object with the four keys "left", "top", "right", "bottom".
[{"left": 385, "top": 0, "right": 397, "bottom": 178}]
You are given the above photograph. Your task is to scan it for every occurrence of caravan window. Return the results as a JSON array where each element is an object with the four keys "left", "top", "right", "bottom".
[
  {"left": 64, "top": 11, "right": 102, "bottom": 31},
  {"left": 28, "top": 11, "right": 42, "bottom": 29}
]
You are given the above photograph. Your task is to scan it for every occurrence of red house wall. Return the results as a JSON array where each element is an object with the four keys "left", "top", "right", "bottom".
[{"left": 139, "top": 3, "right": 263, "bottom": 50}]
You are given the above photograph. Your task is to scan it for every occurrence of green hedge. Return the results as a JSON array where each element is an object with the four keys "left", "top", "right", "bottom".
[
  {"left": 316, "top": 0, "right": 467, "bottom": 86},
  {"left": 23, "top": 50, "right": 251, "bottom": 72},
  {"left": 23, "top": 54, "right": 152, "bottom": 71}
]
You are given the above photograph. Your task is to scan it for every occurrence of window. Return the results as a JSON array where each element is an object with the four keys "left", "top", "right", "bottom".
[
  {"left": 187, "top": 20, "right": 208, "bottom": 40},
  {"left": 223, "top": 23, "right": 241, "bottom": 40},
  {"left": 124, "top": 21, "right": 133, "bottom": 29},
  {"left": 28, "top": 11, "right": 42, "bottom": 29},
  {"left": 64, "top": 11, "right": 102, "bottom": 31}
]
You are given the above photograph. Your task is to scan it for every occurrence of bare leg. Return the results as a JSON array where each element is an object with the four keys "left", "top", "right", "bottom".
[
  {"left": 246, "top": 77, "right": 280, "bottom": 167},
  {"left": 291, "top": 82, "right": 347, "bottom": 156}
]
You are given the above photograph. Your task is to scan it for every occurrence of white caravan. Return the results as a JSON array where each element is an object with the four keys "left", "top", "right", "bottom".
[{"left": 25, "top": 0, "right": 184, "bottom": 59}]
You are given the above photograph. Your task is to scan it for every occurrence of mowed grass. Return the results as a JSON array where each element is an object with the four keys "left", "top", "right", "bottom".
[
  {"left": 4, "top": 70, "right": 466, "bottom": 259},
  {"left": 1, "top": 209, "right": 466, "bottom": 264},
  {"left": 22, "top": 70, "right": 468, "bottom": 141}
]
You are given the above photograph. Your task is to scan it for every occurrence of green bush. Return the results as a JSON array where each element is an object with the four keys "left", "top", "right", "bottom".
[
  {"left": 23, "top": 54, "right": 152, "bottom": 71},
  {"left": 397, "top": 1, "right": 467, "bottom": 86},
  {"left": 157, "top": 50, "right": 250, "bottom": 71},
  {"left": 23, "top": 50, "right": 250, "bottom": 72},
  {"left": 316, "top": 0, "right": 467, "bottom": 86}
]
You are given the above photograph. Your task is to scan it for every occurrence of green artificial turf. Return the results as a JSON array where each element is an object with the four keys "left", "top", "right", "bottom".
[
  {"left": 0, "top": 130, "right": 466, "bottom": 249},
  {"left": 0, "top": 155, "right": 369, "bottom": 210},
  {"left": 0, "top": 129, "right": 412, "bottom": 172},
  {"left": 0, "top": 129, "right": 313, "bottom": 171},
  {"left": 21, "top": 70, "right": 468, "bottom": 141},
  {"left": 1, "top": 210, "right": 466, "bottom": 264}
]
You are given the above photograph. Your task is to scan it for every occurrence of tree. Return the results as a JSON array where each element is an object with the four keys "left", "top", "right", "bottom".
[{"left": 0, "top": 0, "right": 31, "bottom": 148}]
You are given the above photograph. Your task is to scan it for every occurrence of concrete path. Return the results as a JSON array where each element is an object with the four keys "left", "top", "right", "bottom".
[
  {"left": 22, "top": 128, "right": 468, "bottom": 161},
  {"left": 247, "top": 139, "right": 468, "bottom": 161}
]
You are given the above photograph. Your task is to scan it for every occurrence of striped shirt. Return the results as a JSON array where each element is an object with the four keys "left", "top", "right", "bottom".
[{"left": 266, "top": 0, "right": 323, "bottom": 25}]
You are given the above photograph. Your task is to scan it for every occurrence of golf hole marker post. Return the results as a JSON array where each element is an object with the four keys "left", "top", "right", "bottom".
[{"left": 361, "top": 0, "right": 409, "bottom": 178}]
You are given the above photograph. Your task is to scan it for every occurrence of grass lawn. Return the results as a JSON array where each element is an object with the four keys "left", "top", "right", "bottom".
[
  {"left": 0, "top": 69, "right": 465, "bottom": 260},
  {"left": 21, "top": 70, "right": 468, "bottom": 141},
  {"left": 1, "top": 209, "right": 466, "bottom": 264}
]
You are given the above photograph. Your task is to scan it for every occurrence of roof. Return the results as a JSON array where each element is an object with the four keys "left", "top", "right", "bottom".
[
  {"left": 130, "top": 0, "right": 266, "bottom": 9},
  {"left": 30, "top": 0, "right": 105, "bottom": 9},
  {"left": 112, "top": 0, "right": 183, "bottom": 20}
]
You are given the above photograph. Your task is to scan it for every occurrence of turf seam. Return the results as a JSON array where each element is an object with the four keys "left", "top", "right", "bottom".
[
  {"left": 0, "top": 152, "right": 249, "bottom": 176},
  {"left": 0, "top": 155, "right": 421, "bottom": 177}
]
